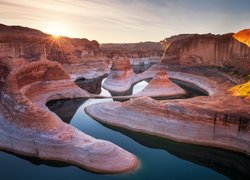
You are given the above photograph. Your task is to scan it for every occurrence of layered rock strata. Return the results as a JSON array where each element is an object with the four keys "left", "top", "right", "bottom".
[
  {"left": 86, "top": 64, "right": 250, "bottom": 155},
  {"left": 0, "top": 60, "right": 138, "bottom": 173},
  {"left": 161, "top": 33, "right": 250, "bottom": 75},
  {"left": 103, "top": 57, "right": 135, "bottom": 93}
]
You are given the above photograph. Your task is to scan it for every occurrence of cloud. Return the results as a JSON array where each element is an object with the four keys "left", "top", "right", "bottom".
[{"left": 0, "top": 0, "right": 249, "bottom": 43}]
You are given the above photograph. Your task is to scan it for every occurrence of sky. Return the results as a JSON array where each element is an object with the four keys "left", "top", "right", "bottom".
[{"left": 0, "top": 0, "right": 249, "bottom": 43}]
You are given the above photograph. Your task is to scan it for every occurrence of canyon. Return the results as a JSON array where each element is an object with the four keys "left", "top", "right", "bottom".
[{"left": 0, "top": 24, "right": 249, "bottom": 178}]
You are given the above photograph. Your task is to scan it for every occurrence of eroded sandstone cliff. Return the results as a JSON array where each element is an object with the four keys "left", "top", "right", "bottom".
[{"left": 161, "top": 33, "right": 250, "bottom": 75}]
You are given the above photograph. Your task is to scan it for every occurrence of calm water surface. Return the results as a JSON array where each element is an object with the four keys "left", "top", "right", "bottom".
[{"left": 0, "top": 76, "right": 249, "bottom": 180}]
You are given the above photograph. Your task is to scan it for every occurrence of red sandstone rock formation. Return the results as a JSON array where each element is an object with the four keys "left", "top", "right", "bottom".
[
  {"left": 111, "top": 56, "right": 133, "bottom": 71},
  {"left": 103, "top": 57, "right": 135, "bottom": 93},
  {"left": 86, "top": 64, "right": 250, "bottom": 156},
  {"left": 0, "top": 24, "right": 106, "bottom": 64},
  {"left": 136, "top": 71, "right": 186, "bottom": 98},
  {"left": 161, "top": 33, "right": 250, "bottom": 75},
  {"left": 0, "top": 59, "right": 138, "bottom": 173}
]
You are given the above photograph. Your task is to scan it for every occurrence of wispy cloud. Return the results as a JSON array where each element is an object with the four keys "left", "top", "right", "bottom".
[{"left": 0, "top": 0, "right": 249, "bottom": 43}]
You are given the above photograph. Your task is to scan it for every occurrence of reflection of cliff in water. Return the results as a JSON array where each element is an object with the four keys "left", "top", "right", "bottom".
[
  {"left": 47, "top": 76, "right": 104, "bottom": 123},
  {"left": 46, "top": 98, "right": 87, "bottom": 123},
  {"left": 75, "top": 76, "right": 104, "bottom": 94},
  {"left": 133, "top": 63, "right": 155, "bottom": 74},
  {"left": 102, "top": 123, "right": 250, "bottom": 180}
]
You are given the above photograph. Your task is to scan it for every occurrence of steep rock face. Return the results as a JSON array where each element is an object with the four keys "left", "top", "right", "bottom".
[
  {"left": 161, "top": 33, "right": 250, "bottom": 74},
  {"left": 0, "top": 24, "right": 105, "bottom": 64},
  {"left": 101, "top": 42, "right": 163, "bottom": 65}
]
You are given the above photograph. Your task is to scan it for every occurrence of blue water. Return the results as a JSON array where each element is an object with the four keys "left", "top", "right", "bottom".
[{"left": 0, "top": 78, "right": 249, "bottom": 180}]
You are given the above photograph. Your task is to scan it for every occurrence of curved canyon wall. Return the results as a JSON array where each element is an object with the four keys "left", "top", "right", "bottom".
[{"left": 161, "top": 33, "right": 250, "bottom": 75}]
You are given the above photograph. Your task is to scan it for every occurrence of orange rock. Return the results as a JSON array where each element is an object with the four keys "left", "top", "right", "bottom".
[{"left": 233, "top": 29, "right": 250, "bottom": 47}]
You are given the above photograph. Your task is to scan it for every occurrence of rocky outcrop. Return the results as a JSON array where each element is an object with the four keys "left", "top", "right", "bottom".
[
  {"left": 135, "top": 71, "right": 186, "bottom": 98},
  {"left": 233, "top": 29, "right": 250, "bottom": 47},
  {"left": 0, "top": 24, "right": 108, "bottom": 64},
  {"left": 161, "top": 33, "right": 250, "bottom": 75},
  {"left": 0, "top": 59, "right": 138, "bottom": 173},
  {"left": 85, "top": 64, "right": 250, "bottom": 155},
  {"left": 101, "top": 42, "right": 163, "bottom": 65},
  {"left": 103, "top": 57, "right": 135, "bottom": 93}
]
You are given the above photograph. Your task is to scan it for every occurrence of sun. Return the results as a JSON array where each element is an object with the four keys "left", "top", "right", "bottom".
[
  {"left": 47, "top": 24, "right": 64, "bottom": 38},
  {"left": 50, "top": 28, "right": 62, "bottom": 38}
]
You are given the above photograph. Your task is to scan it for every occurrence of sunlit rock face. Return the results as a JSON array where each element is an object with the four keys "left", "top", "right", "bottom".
[
  {"left": 233, "top": 29, "right": 250, "bottom": 47},
  {"left": 0, "top": 24, "right": 107, "bottom": 64},
  {"left": 161, "top": 33, "right": 250, "bottom": 75},
  {"left": 101, "top": 42, "right": 163, "bottom": 65},
  {"left": 103, "top": 57, "right": 135, "bottom": 93},
  {"left": 229, "top": 81, "right": 250, "bottom": 98},
  {"left": 0, "top": 59, "right": 138, "bottom": 173}
]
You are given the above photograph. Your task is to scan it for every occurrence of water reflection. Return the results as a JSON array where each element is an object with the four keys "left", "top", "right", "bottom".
[
  {"left": 46, "top": 98, "right": 88, "bottom": 123},
  {"left": 133, "top": 63, "right": 155, "bottom": 74},
  {"left": 101, "top": 123, "right": 250, "bottom": 180},
  {"left": 75, "top": 76, "right": 104, "bottom": 94},
  {"left": 46, "top": 97, "right": 250, "bottom": 180}
]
